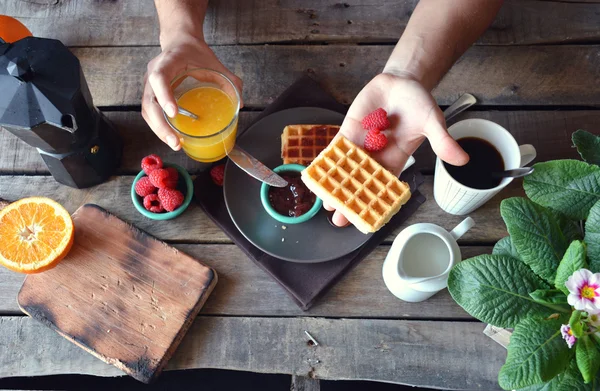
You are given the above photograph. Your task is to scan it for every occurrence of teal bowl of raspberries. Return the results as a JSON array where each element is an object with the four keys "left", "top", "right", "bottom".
[{"left": 131, "top": 154, "right": 194, "bottom": 220}]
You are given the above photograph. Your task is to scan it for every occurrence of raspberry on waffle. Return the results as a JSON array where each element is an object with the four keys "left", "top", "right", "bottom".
[{"left": 281, "top": 125, "right": 340, "bottom": 166}]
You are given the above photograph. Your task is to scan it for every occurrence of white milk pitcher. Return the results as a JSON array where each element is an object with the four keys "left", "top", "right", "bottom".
[{"left": 382, "top": 217, "right": 475, "bottom": 302}]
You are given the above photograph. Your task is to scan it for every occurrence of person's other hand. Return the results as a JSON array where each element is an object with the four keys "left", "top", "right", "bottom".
[
  {"left": 141, "top": 35, "right": 243, "bottom": 150},
  {"left": 324, "top": 72, "right": 469, "bottom": 227}
]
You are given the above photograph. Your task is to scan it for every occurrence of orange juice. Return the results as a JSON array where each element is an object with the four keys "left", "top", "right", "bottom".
[{"left": 171, "top": 86, "right": 238, "bottom": 162}]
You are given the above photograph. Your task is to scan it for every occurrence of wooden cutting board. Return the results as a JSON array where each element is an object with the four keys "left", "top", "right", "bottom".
[{"left": 17, "top": 204, "right": 217, "bottom": 383}]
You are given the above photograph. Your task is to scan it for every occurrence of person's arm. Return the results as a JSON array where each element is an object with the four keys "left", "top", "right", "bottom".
[
  {"left": 155, "top": 0, "right": 207, "bottom": 51},
  {"left": 142, "top": 0, "right": 242, "bottom": 150},
  {"left": 327, "top": 0, "right": 503, "bottom": 227},
  {"left": 384, "top": 0, "right": 504, "bottom": 90}
]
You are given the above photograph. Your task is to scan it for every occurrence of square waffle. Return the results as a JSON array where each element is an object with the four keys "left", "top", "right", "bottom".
[
  {"left": 281, "top": 124, "right": 340, "bottom": 165},
  {"left": 301, "top": 136, "right": 411, "bottom": 234}
]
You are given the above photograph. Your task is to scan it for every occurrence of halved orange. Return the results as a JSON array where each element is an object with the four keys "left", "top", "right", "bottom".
[
  {"left": 0, "top": 197, "right": 74, "bottom": 274},
  {"left": 0, "top": 15, "right": 32, "bottom": 43}
]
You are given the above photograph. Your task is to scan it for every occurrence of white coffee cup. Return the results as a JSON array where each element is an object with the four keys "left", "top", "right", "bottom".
[{"left": 434, "top": 119, "right": 536, "bottom": 215}]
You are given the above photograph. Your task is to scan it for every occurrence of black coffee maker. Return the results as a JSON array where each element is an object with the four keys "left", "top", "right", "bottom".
[{"left": 0, "top": 36, "right": 122, "bottom": 188}]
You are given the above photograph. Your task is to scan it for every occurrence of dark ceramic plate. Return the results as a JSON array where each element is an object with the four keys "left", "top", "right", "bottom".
[{"left": 223, "top": 107, "right": 373, "bottom": 263}]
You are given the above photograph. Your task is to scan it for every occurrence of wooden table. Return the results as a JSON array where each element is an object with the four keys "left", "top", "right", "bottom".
[{"left": 1, "top": 1, "right": 599, "bottom": 390}]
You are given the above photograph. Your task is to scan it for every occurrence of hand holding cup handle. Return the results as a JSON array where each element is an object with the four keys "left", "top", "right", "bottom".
[{"left": 433, "top": 119, "right": 537, "bottom": 216}]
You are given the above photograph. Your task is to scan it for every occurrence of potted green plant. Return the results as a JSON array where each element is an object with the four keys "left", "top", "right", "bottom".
[{"left": 448, "top": 130, "right": 600, "bottom": 390}]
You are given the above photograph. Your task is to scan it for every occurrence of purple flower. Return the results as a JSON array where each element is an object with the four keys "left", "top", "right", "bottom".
[
  {"left": 560, "top": 324, "right": 577, "bottom": 348},
  {"left": 565, "top": 269, "right": 600, "bottom": 314}
]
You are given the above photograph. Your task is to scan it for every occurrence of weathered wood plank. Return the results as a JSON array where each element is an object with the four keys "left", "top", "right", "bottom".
[
  {"left": 3, "top": 0, "right": 600, "bottom": 46},
  {"left": 0, "top": 245, "right": 493, "bottom": 317},
  {"left": 1, "top": 110, "right": 589, "bottom": 175},
  {"left": 0, "top": 112, "right": 260, "bottom": 175},
  {"left": 0, "top": 175, "right": 514, "bottom": 244},
  {"left": 62, "top": 45, "right": 600, "bottom": 108},
  {"left": 291, "top": 375, "right": 320, "bottom": 391},
  {"left": 0, "top": 316, "right": 505, "bottom": 390}
]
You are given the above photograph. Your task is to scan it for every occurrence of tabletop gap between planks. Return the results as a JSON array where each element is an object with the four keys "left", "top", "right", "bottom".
[
  {"left": 1, "top": 45, "right": 594, "bottom": 107},
  {"left": 0, "top": 245, "right": 494, "bottom": 319}
]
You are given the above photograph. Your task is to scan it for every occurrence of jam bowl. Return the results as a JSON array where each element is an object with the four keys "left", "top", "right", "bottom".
[{"left": 260, "top": 164, "right": 322, "bottom": 224}]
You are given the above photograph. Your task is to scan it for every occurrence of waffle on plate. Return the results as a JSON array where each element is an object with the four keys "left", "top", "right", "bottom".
[
  {"left": 301, "top": 135, "right": 411, "bottom": 234},
  {"left": 281, "top": 124, "right": 340, "bottom": 166}
]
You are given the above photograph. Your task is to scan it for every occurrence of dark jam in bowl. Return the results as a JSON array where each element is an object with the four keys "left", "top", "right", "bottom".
[{"left": 268, "top": 171, "right": 316, "bottom": 217}]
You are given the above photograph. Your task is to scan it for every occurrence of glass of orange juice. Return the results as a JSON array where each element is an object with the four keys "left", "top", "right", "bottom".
[{"left": 165, "top": 68, "right": 240, "bottom": 163}]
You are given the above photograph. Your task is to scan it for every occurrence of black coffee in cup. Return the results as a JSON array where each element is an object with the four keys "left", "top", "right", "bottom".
[{"left": 443, "top": 137, "right": 504, "bottom": 190}]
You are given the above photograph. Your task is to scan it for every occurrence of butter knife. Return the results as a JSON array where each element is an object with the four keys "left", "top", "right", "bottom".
[
  {"left": 173, "top": 107, "right": 286, "bottom": 186},
  {"left": 228, "top": 146, "right": 288, "bottom": 187}
]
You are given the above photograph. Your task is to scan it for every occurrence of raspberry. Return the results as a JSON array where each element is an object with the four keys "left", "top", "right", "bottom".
[
  {"left": 361, "top": 108, "right": 390, "bottom": 131},
  {"left": 141, "top": 154, "right": 163, "bottom": 175},
  {"left": 210, "top": 164, "right": 225, "bottom": 186},
  {"left": 165, "top": 167, "right": 179, "bottom": 185},
  {"left": 135, "top": 176, "right": 157, "bottom": 197},
  {"left": 364, "top": 129, "right": 388, "bottom": 152},
  {"left": 158, "top": 188, "right": 184, "bottom": 212},
  {"left": 143, "top": 193, "right": 164, "bottom": 213},
  {"left": 149, "top": 168, "right": 177, "bottom": 189}
]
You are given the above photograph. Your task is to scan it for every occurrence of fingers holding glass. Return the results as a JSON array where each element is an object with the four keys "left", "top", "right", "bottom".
[
  {"left": 141, "top": 81, "right": 181, "bottom": 151},
  {"left": 148, "top": 69, "right": 178, "bottom": 118}
]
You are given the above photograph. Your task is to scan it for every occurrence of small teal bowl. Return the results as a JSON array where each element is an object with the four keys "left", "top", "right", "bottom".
[
  {"left": 260, "top": 164, "right": 322, "bottom": 225},
  {"left": 131, "top": 163, "right": 194, "bottom": 220}
]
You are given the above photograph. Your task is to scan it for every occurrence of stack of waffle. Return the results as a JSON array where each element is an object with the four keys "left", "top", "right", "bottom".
[
  {"left": 281, "top": 125, "right": 339, "bottom": 165},
  {"left": 301, "top": 136, "right": 411, "bottom": 234}
]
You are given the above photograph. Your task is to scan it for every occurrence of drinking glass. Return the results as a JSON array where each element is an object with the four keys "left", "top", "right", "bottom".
[{"left": 165, "top": 68, "right": 241, "bottom": 163}]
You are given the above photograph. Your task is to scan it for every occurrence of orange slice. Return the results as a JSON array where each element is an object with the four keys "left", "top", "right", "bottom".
[
  {"left": 0, "top": 15, "right": 33, "bottom": 43},
  {"left": 0, "top": 197, "right": 74, "bottom": 274}
]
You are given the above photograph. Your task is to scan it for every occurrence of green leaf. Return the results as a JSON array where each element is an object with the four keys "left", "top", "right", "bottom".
[
  {"left": 501, "top": 198, "right": 571, "bottom": 284},
  {"left": 569, "top": 310, "right": 582, "bottom": 326},
  {"left": 516, "top": 360, "right": 589, "bottom": 391},
  {"left": 555, "top": 211, "right": 583, "bottom": 243},
  {"left": 570, "top": 311, "right": 585, "bottom": 339},
  {"left": 448, "top": 255, "right": 557, "bottom": 328},
  {"left": 499, "top": 317, "right": 572, "bottom": 389},
  {"left": 573, "top": 130, "right": 600, "bottom": 166},
  {"left": 592, "top": 332, "right": 600, "bottom": 347},
  {"left": 494, "top": 236, "right": 522, "bottom": 260},
  {"left": 576, "top": 335, "right": 600, "bottom": 383},
  {"left": 530, "top": 289, "right": 569, "bottom": 306},
  {"left": 555, "top": 241, "right": 588, "bottom": 295},
  {"left": 523, "top": 160, "right": 600, "bottom": 221},
  {"left": 585, "top": 200, "right": 600, "bottom": 273}
]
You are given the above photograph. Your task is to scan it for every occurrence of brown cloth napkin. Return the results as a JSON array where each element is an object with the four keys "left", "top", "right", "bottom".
[{"left": 194, "top": 75, "right": 426, "bottom": 310}]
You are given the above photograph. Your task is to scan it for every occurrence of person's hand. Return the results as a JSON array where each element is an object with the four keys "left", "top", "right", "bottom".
[
  {"left": 141, "top": 35, "right": 243, "bottom": 150},
  {"left": 324, "top": 72, "right": 469, "bottom": 227}
]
